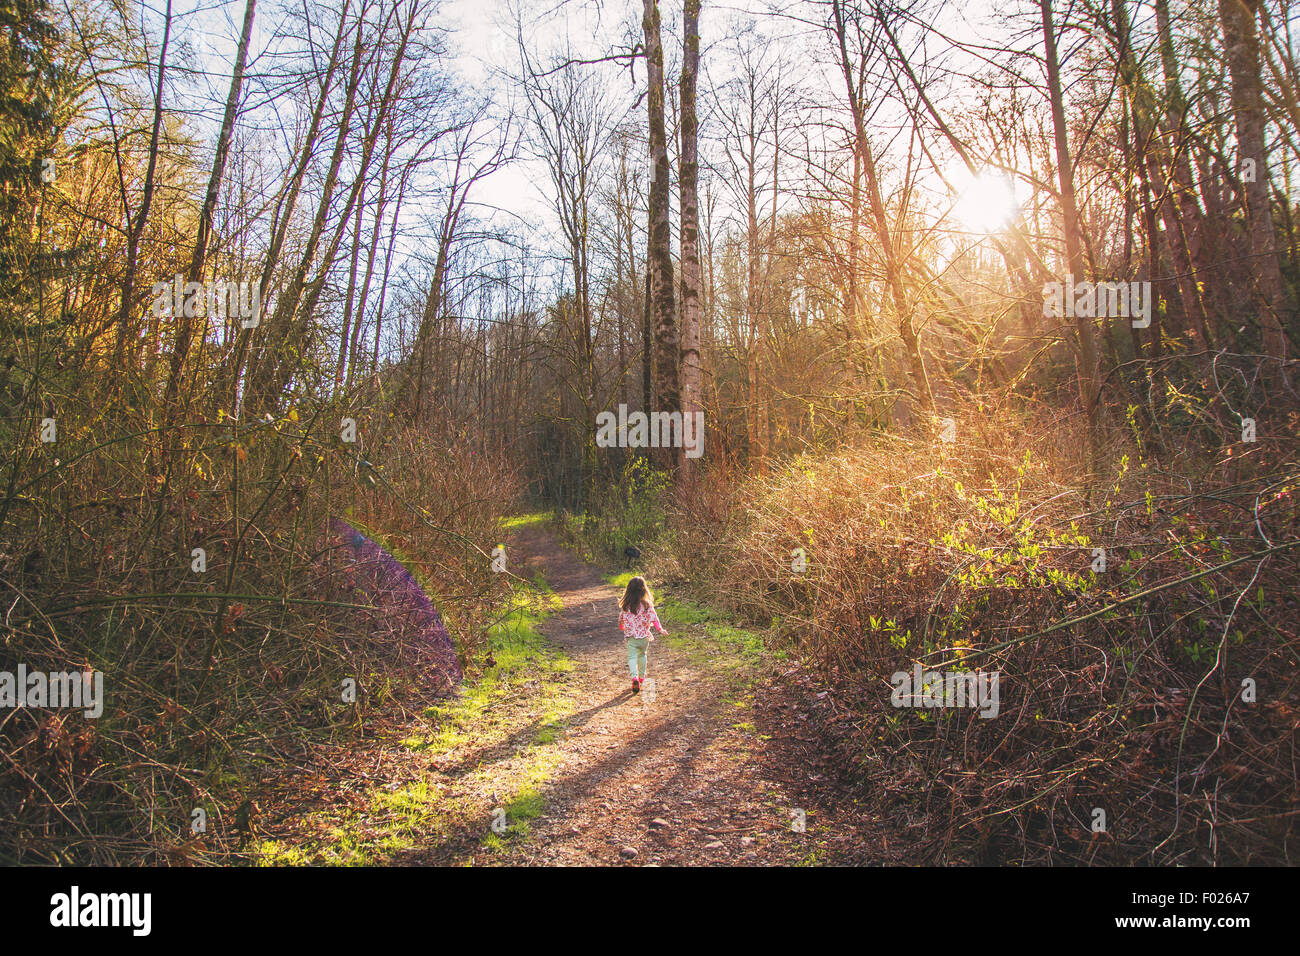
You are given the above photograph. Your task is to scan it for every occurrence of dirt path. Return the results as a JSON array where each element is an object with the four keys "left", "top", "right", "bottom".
[
  {"left": 433, "top": 524, "right": 879, "bottom": 866},
  {"left": 255, "top": 524, "right": 881, "bottom": 866}
]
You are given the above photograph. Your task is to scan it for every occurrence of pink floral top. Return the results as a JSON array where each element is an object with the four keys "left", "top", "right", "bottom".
[{"left": 619, "top": 602, "right": 665, "bottom": 640}]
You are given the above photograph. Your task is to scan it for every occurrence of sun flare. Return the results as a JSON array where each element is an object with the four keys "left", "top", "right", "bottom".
[{"left": 952, "top": 171, "right": 1021, "bottom": 234}]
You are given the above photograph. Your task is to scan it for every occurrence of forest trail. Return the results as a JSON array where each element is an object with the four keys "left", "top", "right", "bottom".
[
  {"left": 451, "top": 523, "right": 843, "bottom": 865},
  {"left": 255, "top": 524, "right": 882, "bottom": 866}
]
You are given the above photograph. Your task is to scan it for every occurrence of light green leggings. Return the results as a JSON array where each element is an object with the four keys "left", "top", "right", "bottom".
[{"left": 626, "top": 638, "right": 649, "bottom": 678}]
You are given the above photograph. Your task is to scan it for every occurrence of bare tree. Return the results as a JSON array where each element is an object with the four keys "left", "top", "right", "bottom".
[
  {"left": 112, "top": 0, "right": 173, "bottom": 366},
  {"left": 643, "top": 0, "right": 680, "bottom": 445},
  {"left": 1041, "top": 0, "right": 1100, "bottom": 467},
  {"left": 679, "top": 0, "right": 703, "bottom": 475},
  {"left": 227, "top": 0, "right": 354, "bottom": 409},
  {"left": 1219, "top": 0, "right": 1291, "bottom": 375},
  {"left": 830, "top": 0, "right": 933, "bottom": 418},
  {"left": 164, "top": 0, "right": 256, "bottom": 411}
]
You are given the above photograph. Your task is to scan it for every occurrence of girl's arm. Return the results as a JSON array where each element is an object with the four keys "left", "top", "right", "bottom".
[{"left": 651, "top": 609, "right": 666, "bottom": 634}]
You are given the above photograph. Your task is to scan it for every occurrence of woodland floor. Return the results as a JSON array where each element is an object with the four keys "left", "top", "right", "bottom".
[{"left": 251, "top": 524, "right": 885, "bottom": 866}]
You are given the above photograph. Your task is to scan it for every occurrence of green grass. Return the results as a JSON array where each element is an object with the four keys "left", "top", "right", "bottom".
[
  {"left": 657, "top": 595, "right": 719, "bottom": 627},
  {"left": 252, "top": 576, "right": 573, "bottom": 866},
  {"left": 501, "top": 511, "right": 552, "bottom": 530},
  {"left": 605, "top": 571, "right": 636, "bottom": 589},
  {"left": 253, "top": 840, "right": 310, "bottom": 866},
  {"left": 658, "top": 594, "right": 768, "bottom": 672},
  {"left": 483, "top": 770, "right": 557, "bottom": 849},
  {"left": 502, "top": 787, "right": 545, "bottom": 832}
]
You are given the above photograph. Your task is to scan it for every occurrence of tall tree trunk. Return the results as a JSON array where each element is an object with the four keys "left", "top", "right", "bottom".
[
  {"left": 164, "top": 0, "right": 255, "bottom": 410},
  {"left": 403, "top": 123, "right": 505, "bottom": 422},
  {"left": 336, "top": 182, "right": 366, "bottom": 390},
  {"left": 744, "top": 108, "right": 765, "bottom": 470},
  {"left": 114, "top": 0, "right": 173, "bottom": 368},
  {"left": 679, "top": 0, "right": 703, "bottom": 477},
  {"left": 372, "top": 160, "right": 413, "bottom": 377},
  {"left": 227, "top": 0, "right": 352, "bottom": 411},
  {"left": 1219, "top": 0, "right": 1291, "bottom": 375},
  {"left": 643, "top": 0, "right": 680, "bottom": 463},
  {"left": 642, "top": 261, "right": 653, "bottom": 419},
  {"left": 244, "top": 22, "right": 364, "bottom": 413},
  {"left": 252, "top": 5, "right": 416, "bottom": 411},
  {"left": 1109, "top": 0, "right": 1210, "bottom": 347},
  {"left": 1155, "top": 0, "right": 1214, "bottom": 341},
  {"left": 346, "top": 120, "right": 394, "bottom": 391},
  {"left": 1042, "top": 0, "right": 1100, "bottom": 470}
]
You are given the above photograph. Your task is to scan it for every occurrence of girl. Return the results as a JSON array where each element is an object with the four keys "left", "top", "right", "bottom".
[{"left": 618, "top": 576, "right": 666, "bottom": 694}]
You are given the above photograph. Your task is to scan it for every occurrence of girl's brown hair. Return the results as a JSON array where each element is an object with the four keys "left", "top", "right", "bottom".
[{"left": 619, "top": 576, "right": 653, "bottom": 613}]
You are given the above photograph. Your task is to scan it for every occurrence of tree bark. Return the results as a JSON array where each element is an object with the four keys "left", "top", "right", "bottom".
[
  {"left": 1109, "top": 0, "right": 1210, "bottom": 347},
  {"left": 643, "top": 0, "right": 680, "bottom": 460},
  {"left": 164, "top": 0, "right": 255, "bottom": 410},
  {"left": 228, "top": 0, "right": 352, "bottom": 411},
  {"left": 1155, "top": 0, "right": 1215, "bottom": 341},
  {"left": 114, "top": 0, "right": 173, "bottom": 367},
  {"left": 679, "top": 0, "right": 703, "bottom": 477},
  {"left": 1219, "top": 0, "right": 1291, "bottom": 375},
  {"left": 1042, "top": 0, "right": 1100, "bottom": 470}
]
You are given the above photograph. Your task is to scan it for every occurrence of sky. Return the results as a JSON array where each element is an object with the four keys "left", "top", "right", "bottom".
[
  {"left": 165, "top": 0, "right": 1019, "bottom": 232},
  {"left": 430, "top": 0, "right": 1031, "bottom": 223},
  {"left": 125, "top": 0, "right": 1289, "bottom": 287}
]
